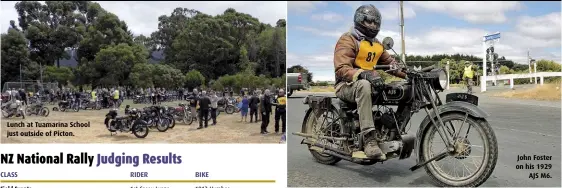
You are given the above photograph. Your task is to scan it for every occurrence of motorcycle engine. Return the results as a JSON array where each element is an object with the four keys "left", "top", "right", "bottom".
[{"left": 373, "top": 111, "right": 398, "bottom": 141}]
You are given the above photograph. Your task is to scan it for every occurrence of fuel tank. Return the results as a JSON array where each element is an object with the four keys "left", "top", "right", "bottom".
[{"left": 374, "top": 81, "right": 413, "bottom": 105}]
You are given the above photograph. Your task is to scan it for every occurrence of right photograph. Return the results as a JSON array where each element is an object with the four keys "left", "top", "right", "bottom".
[{"left": 286, "top": 1, "right": 561, "bottom": 187}]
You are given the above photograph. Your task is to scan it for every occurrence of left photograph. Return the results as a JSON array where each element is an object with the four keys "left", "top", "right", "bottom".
[{"left": 0, "top": 1, "right": 287, "bottom": 144}]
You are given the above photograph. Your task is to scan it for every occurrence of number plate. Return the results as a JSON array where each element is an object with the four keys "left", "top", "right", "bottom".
[{"left": 445, "top": 93, "right": 479, "bottom": 106}]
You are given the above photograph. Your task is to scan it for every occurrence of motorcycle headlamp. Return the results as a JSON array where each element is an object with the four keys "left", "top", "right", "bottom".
[{"left": 428, "top": 68, "right": 448, "bottom": 91}]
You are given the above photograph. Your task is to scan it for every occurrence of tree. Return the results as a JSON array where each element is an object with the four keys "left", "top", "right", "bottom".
[
  {"left": 14, "top": 1, "right": 87, "bottom": 67},
  {"left": 1, "top": 28, "right": 32, "bottom": 87},
  {"left": 88, "top": 43, "right": 148, "bottom": 86},
  {"left": 498, "top": 65, "right": 512, "bottom": 74},
  {"left": 184, "top": 70, "right": 205, "bottom": 90},
  {"left": 152, "top": 64, "right": 185, "bottom": 89},
  {"left": 129, "top": 63, "right": 154, "bottom": 88},
  {"left": 44, "top": 66, "right": 74, "bottom": 85}
]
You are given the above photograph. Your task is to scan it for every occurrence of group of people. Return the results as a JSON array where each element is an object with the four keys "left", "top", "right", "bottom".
[
  {"left": 237, "top": 88, "right": 286, "bottom": 135},
  {"left": 2, "top": 88, "right": 29, "bottom": 106}
]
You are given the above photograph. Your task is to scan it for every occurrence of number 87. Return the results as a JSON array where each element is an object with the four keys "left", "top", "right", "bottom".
[{"left": 366, "top": 52, "right": 376, "bottom": 62}]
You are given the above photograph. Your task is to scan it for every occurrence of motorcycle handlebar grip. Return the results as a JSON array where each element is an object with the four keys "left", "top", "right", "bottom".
[{"left": 374, "top": 65, "right": 391, "bottom": 70}]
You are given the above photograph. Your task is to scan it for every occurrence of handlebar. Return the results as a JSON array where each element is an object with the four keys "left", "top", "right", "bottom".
[{"left": 421, "top": 65, "right": 435, "bottom": 72}]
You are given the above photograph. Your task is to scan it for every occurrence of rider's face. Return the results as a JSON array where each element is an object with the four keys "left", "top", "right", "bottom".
[{"left": 362, "top": 21, "right": 379, "bottom": 31}]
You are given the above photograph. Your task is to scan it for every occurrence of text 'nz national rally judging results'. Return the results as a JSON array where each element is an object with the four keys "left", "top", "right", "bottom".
[
  {"left": 5, "top": 121, "right": 90, "bottom": 138},
  {"left": 0, "top": 152, "right": 183, "bottom": 167}
]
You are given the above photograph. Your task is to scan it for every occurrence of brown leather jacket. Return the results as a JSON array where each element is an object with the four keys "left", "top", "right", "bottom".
[{"left": 333, "top": 32, "right": 406, "bottom": 87}]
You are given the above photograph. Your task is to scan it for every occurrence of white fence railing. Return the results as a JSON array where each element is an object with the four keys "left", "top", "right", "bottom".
[{"left": 483, "top": 72, "right": 562, "bottom": 89}]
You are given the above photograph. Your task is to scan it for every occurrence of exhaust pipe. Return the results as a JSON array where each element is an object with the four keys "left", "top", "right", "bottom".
[
  {"left": 302, "top": 139, "right": 350, "bottom": 157},
  {"left": 302, "top": 139, "right": 371, "bottom": 164}
]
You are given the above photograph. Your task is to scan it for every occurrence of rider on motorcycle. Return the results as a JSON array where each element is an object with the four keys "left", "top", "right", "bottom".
[{"left": 333, "top": 4, "right": 406, "bottom": 159}]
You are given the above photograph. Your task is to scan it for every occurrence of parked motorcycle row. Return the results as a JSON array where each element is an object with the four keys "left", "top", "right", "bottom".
[{"left": 103, "top": 97, "right": 238, "bottom": 139}]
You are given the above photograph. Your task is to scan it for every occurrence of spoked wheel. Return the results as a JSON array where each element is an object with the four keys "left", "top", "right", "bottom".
[
  {"left": 185, "top": 112, "right": 194, "bottom": 125},
  {"left": 156, "top": 118, "right": 170, "bottom": 132},
  {"left": 40, "top": 107, "right": 50, "bottom": 117},
  {"left": 132, "top": 123, "right": 149, "bottom": 138},
  {"left": 420, "top": 113, "right": 498, "bottom": 187},
  {"left": 302, "top": 106, "right": 342, "bottom": 165},
  {"left": 25, "top": 107, "right": 35, "bottom": 116},
  {"left": 168, "top": 115, "right": 176, "bottom": 129},
  {"left": 225, "top": 105, "right": 235, "bottom": 114},
  {"left": 181, "top": 112, "right": 189, "bottom": 124}
]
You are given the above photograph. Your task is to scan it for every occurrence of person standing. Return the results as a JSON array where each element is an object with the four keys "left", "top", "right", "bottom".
[
  {"left": 240, "top": 95, "right": 249, "bottom": 122},
  {"left": 463, "top": 62, "right": 474, "bottom": 94},
  {"left": 187, "top": 89, "right": 199, "bottom": 122},
  {"left": 257, "top": 89, "right": 263, "bottom": 122},
  {"left": 112, "top": 87, "right": 119, "bottom": 109},
  {"left": 260, "top": 89, "right": 272, "bottom": 134},
  {"left": 18, "top": 89, "right": 27, "bottom": 106},
  {"left": 249, "top": 91, "right": 260, "bottom": 123},
  {"left": 197, "top": 91, "right": 211, "bottom": 129},
  {"left": 210, "top": 91, "right": 219, "bottom": 125},
  {"left": 273, "top": 89, "right": 287, "bottom": 134}
]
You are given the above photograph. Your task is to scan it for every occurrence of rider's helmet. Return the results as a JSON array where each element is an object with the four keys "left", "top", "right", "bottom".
[
  {"left": 278, "top": 89, "right": 285, "bottom": 97},
  {"left": 353, "top": 4, "right": 382, "bottom": 40}
]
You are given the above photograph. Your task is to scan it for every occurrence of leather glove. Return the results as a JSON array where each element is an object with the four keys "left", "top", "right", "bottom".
[{"left": 358, "top": 71, "right": 385, "bottom": 90}]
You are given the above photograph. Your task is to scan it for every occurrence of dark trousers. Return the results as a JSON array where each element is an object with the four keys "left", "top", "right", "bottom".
[
  {"left": 199, "top": 109, "right": 209, "bottom": 127},
  {"left": 261, "top": 112, "right": 270, "bottom": 133},
  {"left": 152, "top": 96, "right": 156, "bottom": 105},
  {"left": 210, "top": 108, "right": 217, "bottom": 124},
  {"left": 275, "top": 110, "right": 286, "bottom": 133},
  {"left": 249, "top": 107, "right": 258, "bottom": 122}
]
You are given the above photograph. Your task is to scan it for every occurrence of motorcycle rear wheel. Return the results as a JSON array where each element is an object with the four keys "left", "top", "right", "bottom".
[
  {"left": 132, "top": 123, "right": 149, "bottom": 138},
  {"left": 302, "top": 107, "right": 342, "bottom": 165},
  {"left": 420, "top": 113, "right": 497, "bottom": 187}
]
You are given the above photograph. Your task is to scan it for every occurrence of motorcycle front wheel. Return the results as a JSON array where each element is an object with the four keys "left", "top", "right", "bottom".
[
  {"left": 419, "top": 113, "right": 498, "bottom": 187},
  {"left": 156, "top": 118, "right": 170, "bottom": 132},
  {"left": 40, "top": 107, "right": 50, "bottom": 117},
  {"left": 186, "top": 112, "right": 194, "bottom": 125},
  {"left": 225, "top": 105, "right": 235, "bottom": 114},
  {"left": 167, "top": 115, "right": 176, "bottom": 129}
]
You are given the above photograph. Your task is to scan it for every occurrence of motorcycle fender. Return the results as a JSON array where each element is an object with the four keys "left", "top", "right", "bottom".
[
  {"left": 301, "top": 108, "right": 314, "bottom": 133},
  {"left": 414, "top": 101, "right": 489, "bottom": 163}
]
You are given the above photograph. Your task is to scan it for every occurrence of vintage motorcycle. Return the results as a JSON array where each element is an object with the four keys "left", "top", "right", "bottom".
[
  {"left": 292, "top": 37, "right": 497, "bottom": 187},
  {"left": 170, "top": 103, "right": 192, "bottom": 125},
  {"left": 81, "top": 98, "right": 102, "bottom": 110},
  {"left": 1, "top": 100, "right": 25, "bottom": 119},
  {"left": 139, "top": 106, "right": 172, "bottom": 132},
  {"left": 25, "top": 103, "right": 50, "bottom": 117},
  {"left": 104, "top": 108, "right": 149, "bottom": 138},
  {"left": 54, "top": 96, "right": 80, "bottom": 112},
  {"left": 218, "top": 97, "right": 236, "bottom": 114}
]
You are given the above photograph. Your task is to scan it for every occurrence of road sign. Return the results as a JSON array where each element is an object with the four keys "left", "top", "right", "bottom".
[{"left": 484, "top": 33, "right": 501, "bottom": 42}]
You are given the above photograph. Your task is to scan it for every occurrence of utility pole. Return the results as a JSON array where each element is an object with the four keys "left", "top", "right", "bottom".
[
  {"left": 399, "top": 1, "right": 406, "bottom": 63},
  {"left": 19, "top": 63, "right": 23, "bottom": 89},
  {"left": 527, "top": 49, "right": 533, "bottom": 82}
]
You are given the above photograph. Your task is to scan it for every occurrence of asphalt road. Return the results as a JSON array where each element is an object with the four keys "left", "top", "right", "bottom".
[{"left": 287, "top": 88, "right": 561, "bottom": 187}]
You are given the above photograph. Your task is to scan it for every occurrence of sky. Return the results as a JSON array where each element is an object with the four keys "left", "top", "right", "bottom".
[
  {"left": 0, "top": 1, "right": 287, "bottom": 36},
  {"left": 287, "top": 1, "right": 561, "bottom": 82}
]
